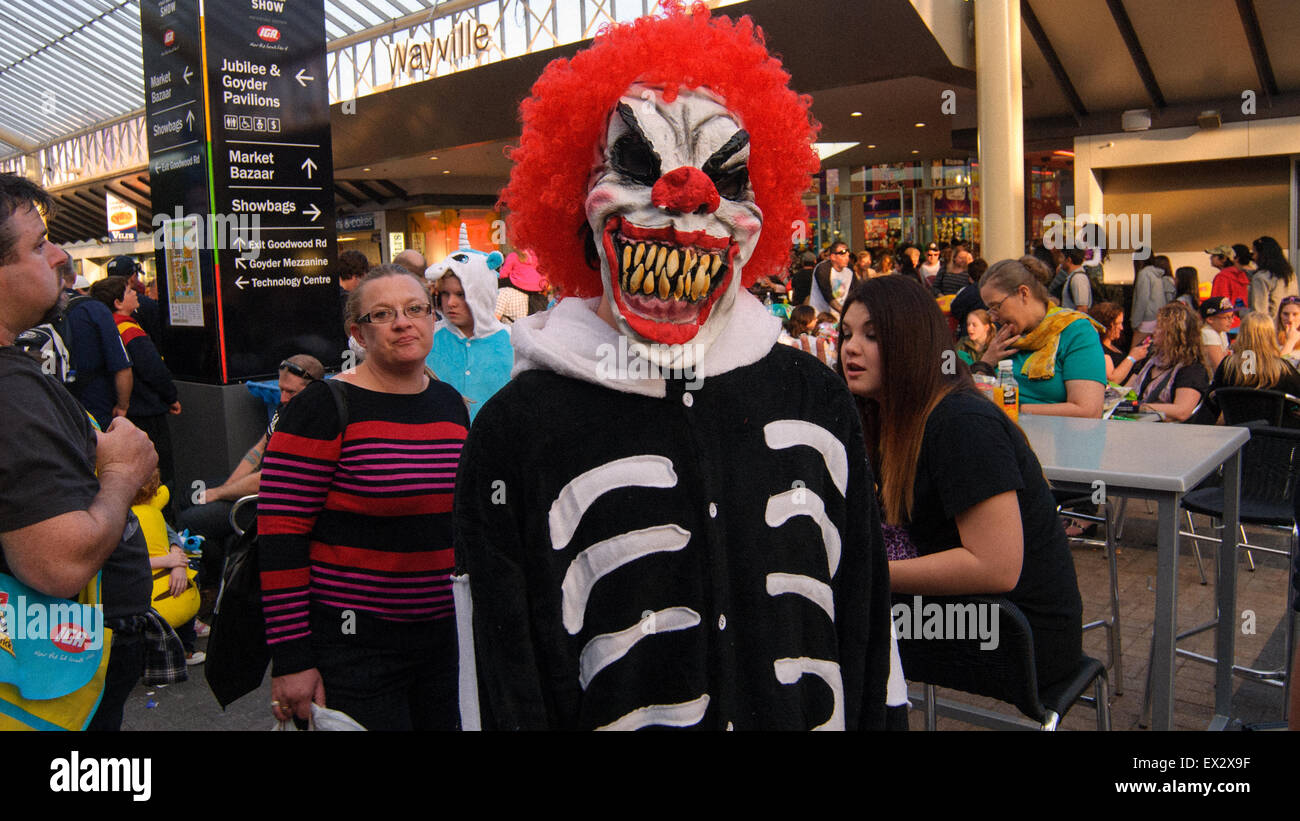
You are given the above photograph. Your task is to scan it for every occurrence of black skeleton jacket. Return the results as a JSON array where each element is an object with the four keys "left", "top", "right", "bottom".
[{"left": 452, "top": 305, "right": 892, "bottom": 730}]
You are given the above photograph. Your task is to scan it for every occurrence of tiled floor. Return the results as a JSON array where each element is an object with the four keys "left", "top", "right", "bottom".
[{"left": 907, "top": 501, "right": 1295, "bottom": 731}]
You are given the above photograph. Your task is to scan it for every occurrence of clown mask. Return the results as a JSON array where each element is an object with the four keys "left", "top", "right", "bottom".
[{"left": 587, "top": 84, "right": 762, "bottom": 368}]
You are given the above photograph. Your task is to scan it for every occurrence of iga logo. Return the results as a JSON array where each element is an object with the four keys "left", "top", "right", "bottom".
[
  {"left": 52, "top": 622, "right": 90, "bottom": 653},
  {"left": 257, "top": 25, "right": 280, "bottom": 42},
  {"left": 163, "top": 29, "right": 175, "bottom": 46}
]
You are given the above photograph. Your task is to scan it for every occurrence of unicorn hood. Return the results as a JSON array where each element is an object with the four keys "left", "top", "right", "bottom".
[{"left": 425, "top": 223, "right": 507, "bottom": 341}]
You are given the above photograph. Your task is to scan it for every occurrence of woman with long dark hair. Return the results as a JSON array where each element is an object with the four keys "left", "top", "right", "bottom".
[
  {"left": 1250, "top": 235, "right": 1298, "bottom": 321},
  {"left": 1174, "top": 266, "right": 1201, "bottom": 311},
  {"left": 836, "top": 275, "right": 1083, "bottom": 685}
]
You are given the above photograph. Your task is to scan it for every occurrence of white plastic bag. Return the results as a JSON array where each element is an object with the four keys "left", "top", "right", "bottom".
[{"left": 272, "top": 703, "right": 367, "bottom": 731}]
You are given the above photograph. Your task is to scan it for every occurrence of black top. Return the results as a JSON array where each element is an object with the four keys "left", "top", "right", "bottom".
[
  {"left": 0, "top": 346, "right": 150, "bottom": 621},
  {"left": 455, "top": 344, "right": 892, "bottom": 730},
  {"left": 904, "top": 389, "right": 1083, "bottom": 684},
  {"left": 1131, "top": 356, "right": 1209, "bottom": 402},
  {"left": 790, "top": 266, "right": 813, "bottom": 307},
  {"left": 1209, "top": 357, "right": 1300, "bottom": 397}
]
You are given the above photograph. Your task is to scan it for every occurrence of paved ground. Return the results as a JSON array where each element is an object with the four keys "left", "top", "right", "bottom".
[
  {"left": 120, "top": 500, "right": 1294, "bottom": 731},
  {"left": 910, "top": 500, "right": 1295, "bottom": 731}
]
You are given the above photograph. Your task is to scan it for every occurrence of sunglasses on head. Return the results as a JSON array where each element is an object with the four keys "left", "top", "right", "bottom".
[{"left": 279, "top": 360, "right": 316, "bottom": 381}]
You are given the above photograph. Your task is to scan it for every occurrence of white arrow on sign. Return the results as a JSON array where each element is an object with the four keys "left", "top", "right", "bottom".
[
  {"left": 185, "top": 109, "right": 195, "bottom": 131},
  {"left": 232, "top": 235, "right": 246, "bottom": 249},
  {"left": 183, "top": 66, "right": 193, "bottom": 85},
  {"left": 300, "top": 157, "right": 317, "bottom": 179},
  {"left": 295, "top": 69, "right": 315, "bottom": 87},
  {"left": 304, "top": 203, "right": 321, "bottom": 222},
  {"left": 235, "top": 256, "right": 247, "bottom": 269},
  {"left": 236, "top": 276, "right": 249, "bottom": 290}
]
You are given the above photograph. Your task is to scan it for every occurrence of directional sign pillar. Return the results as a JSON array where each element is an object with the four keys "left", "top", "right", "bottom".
[{"left": 141, "top": 0, "right": 344, "bottom": 383}]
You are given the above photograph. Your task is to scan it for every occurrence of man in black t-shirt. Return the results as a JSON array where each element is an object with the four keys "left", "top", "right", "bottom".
[{"left": 0, "top": 174, "right": 156, "bottom": 730}]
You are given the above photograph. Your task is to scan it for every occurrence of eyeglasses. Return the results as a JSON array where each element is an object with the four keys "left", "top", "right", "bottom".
[
  {"left": 830, "top": 249, "right": 849, "bottom": 256},
  {"left": 357, "top": 303, "right": 434, "bottom": 324},
  {"left": 985, "top": 290, "right": 1018, "bottom": 318},
  {"left": 278, "top": 360, "right": 316, "bottom": 381}
]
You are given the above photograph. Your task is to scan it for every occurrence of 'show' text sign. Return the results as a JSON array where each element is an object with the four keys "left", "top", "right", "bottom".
[{"left": 205, "top": 0, "right": 342, "bottom": 380}]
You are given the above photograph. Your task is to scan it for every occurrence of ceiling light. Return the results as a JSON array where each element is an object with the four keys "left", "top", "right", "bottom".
[
  {"left": 850, "top": 111, "right": 862, "bottom": 117},
  {"left": 442, "top": 170, "right": 450, "bottom": 174},
  {"left": 910, "top": 149, "right": 919, "bottom": 154},
  {"left": 867, "top": 144, "right": 876, "bottom": 149},
  {"left": 914, "top": 122, "right": 925, "bottom": 128},
  {"left": 429, "top": 156, "right": 438, "bottom": 160},
  {"left": 363, "top": 167, "right": 371, "bottom": 171}
]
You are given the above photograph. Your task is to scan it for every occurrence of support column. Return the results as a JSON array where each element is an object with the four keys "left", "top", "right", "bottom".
[{"left": 975, "top": 0, "right": 1025, "bottom": 262}]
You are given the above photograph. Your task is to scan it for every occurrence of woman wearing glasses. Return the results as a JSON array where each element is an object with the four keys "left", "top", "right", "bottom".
[
  {"left": 260, "top": 264, "right": 470, "bottom": 730},
  {"left": 837, "top": 276, "right": 1083, "bottom": 687},
  {"left": 975, "top": 259, "right": 1107, "bottom": 417}
]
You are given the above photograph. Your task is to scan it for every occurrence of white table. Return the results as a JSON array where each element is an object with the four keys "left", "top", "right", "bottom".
[{"left": 1020, "top": 415, "right": 1249, "bottom": 731}]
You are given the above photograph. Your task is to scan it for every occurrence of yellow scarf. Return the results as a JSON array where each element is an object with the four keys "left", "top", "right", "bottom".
[{"left": 1011, "top": 306, "right": 1104, "bottom": 380}]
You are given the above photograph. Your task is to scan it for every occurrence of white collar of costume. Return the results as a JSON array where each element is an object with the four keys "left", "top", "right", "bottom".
[{"left": 511, "top": 291, "right": 780, "bottom": 398}]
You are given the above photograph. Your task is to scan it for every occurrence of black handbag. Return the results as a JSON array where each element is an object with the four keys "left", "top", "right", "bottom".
[
  {"left": 204, "top": 519, "right": 268, "bottom": 708},
  {"left": 205, "top": 379, "right": 350, "bottom": 708}
]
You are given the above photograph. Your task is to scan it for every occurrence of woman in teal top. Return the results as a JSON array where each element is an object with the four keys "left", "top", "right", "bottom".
[{"left": 975, "top": 259, "right": 1106, "bottom": 417}]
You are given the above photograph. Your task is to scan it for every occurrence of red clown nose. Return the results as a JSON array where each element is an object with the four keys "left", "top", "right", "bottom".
[{"left": 651, "top": 166, "right": 721, "bottom": 215}]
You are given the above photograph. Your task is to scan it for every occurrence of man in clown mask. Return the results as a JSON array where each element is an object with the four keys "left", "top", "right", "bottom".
[{"left": 452, "top": 5, "right": 900, "bottom": 731}]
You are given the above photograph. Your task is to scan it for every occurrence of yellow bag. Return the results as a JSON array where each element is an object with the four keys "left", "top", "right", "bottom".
[{"left": 0, "top": 573, "right": 112, "bottom": 731}]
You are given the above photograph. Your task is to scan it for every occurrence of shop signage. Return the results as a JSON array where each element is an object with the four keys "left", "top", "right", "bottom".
[
  {"left": 141, "top": 0, "right": 344, "bottom": 382},
  {"left": 387, "top": 19, "right": 492, "bottom": 77}
]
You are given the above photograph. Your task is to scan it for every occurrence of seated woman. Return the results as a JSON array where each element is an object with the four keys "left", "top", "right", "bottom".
[
  {"left": 1208, "top": 311, "right": 1300, "bottom": 414},
  {"left": 838, "top": 276, "right": 1084, "bottom": 686},
  {"left": 976, "top": 259, "right": 1106, "bottom": 417},
  {"left": 1275, "top": 295, "right": 1300, "bottom": 363},
  {"left": 955, "top": 308, "right": 995, "bottom": 365},
  {"left": 1123, "top": 302, "right": 1209, "bottom": 422},
  {"left": 1088, "top": 301, "right": 1147, "bottom": 384}
]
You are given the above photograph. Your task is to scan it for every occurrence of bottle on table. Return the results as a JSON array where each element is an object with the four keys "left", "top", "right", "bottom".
[{"left": 997, "top": 359, "right": 1020, "bottom": 422}]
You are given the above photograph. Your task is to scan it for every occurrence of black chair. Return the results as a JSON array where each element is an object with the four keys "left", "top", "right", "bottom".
[
  {"left": 1053, "top": 486, "right": 1123, "bottom": 694},
  {"left": 1211, "top": 387, "right": 1300, "bottom": 428},
  {"left": 898, "top": 594, "right": 1110, "bottom": 730},
  {"left": 1142, "top": 423, "right": 1300, "bottom": 724}
]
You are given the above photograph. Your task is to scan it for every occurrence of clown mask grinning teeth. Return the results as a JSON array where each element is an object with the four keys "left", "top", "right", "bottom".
[
  {"left": 611, "top": 222, "right": 733, "bottom": 321},
  {"left": 587, "top": 84, "right": 762, "bottom": 357}
]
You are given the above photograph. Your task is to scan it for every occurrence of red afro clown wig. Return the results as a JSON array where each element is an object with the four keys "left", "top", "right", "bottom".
[{"left": 499, "top": 2, "right": 820, "bottom": 298}]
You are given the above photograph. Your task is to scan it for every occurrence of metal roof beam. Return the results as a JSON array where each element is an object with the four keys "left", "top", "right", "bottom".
[
  {"left": 1235, "top": 0, "right": 1277, "bottom": 108},
  {"left": 1104, "top": 0, "right": 1166, "bottom": 109},
  {"left": 1021, "top": 0, "right": 1087, "bottom": 125}
]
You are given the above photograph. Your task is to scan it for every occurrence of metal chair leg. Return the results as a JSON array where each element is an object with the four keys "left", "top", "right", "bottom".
[
  {"left": 1284, "top": 527, "right": 1297, "bottom": 721},
  {"left": 924, "top": 684, "right": 937, "bottom": 731},
  {"left": 1186, "top": 510, "right": 1209, "bottom": 585},
  {"left": 1114, "top": 497, "right": 1130, "bottom": 540},
  {"left": 1241, "top": 524, "right": 1256, "bottom": 571},
  {"left": 1096, "top": 673, "right": 1112, "bottom": 731},
  {"left": 1105, "top": 500, "right": 1123, "bottom": 694}
]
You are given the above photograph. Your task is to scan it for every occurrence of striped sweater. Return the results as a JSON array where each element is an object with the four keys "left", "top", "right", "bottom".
[{"left": 257, "top": 378, "right": 469, "bottom": 675}]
